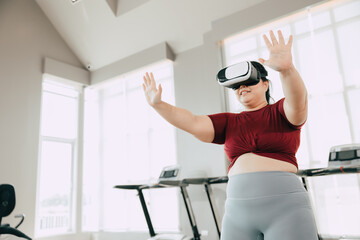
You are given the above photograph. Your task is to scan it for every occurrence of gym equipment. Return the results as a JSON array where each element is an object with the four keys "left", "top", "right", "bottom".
[
  {"left": 217, "top": 61, "right": 261, "bottom": 90},
  {"left": 158, "top": 179, "right": 201, "bottom": 240},
  {"left": 328, "top": 144, "right": 360, "bottom": 167},
  {"left": 297, "top": 165, "right": 360, "bottom": 178},
  {"left": 158, "top": 165, "right": 180, "bottom": 182},
  {"left": 180, "top": 177, "right": 227, "bottom": 239},
  {"left": 114, "top": 166, "right": 192, "bottom": 240},
  {"left": 298, "top": 165, "right": 360, "bottom": 240},
  {"left": 0, "top": 184, "right": 32, "bottom": 240}
]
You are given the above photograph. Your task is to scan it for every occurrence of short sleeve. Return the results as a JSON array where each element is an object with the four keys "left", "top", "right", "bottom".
[
  {"left": 276, "top": 98, "right": 306, "bottom": 130},
  {"left": 207, "top": 113, "right": 229, "bottom": 144}
]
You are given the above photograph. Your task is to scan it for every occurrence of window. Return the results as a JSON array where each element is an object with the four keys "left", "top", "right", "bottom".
[
  {"left": 35, "top": 80, "right": 82, "bottom": 237},
  {"left": 82, "top": 61, "right": 179, "bottom": 232},
  {"left": 221, "top": 0, "right": 360, "bottom": 237}
]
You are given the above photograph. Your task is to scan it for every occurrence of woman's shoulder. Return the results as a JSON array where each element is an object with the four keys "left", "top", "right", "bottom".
[{"left": 268, "top": 97, "right": 285, "bottom": 111}]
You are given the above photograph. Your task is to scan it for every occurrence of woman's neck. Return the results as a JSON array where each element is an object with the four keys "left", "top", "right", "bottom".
[{"left": 243, "top": 101, "right": 268, "bottom": 112}]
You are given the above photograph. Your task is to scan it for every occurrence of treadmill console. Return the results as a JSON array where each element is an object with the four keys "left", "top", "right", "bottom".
[
  {"left": 158, "top": 165, "right": 180, "bottom": 181},
  {"left": 328, "top": 144, "right": 360, "bottom": 167}
]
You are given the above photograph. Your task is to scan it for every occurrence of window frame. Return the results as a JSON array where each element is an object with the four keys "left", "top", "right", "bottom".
[{"left": 35, "top": 78, "right": 85, "bottom": 238}]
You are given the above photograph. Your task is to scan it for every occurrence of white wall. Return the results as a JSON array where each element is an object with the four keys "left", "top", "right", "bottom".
[{"left": 0, "top": 0, "right": 85, "bottom": 238}]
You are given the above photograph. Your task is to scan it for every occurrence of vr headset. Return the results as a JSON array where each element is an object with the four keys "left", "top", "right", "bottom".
[{"left": 217, "top": 61, "right": 265, "bottom": 90}]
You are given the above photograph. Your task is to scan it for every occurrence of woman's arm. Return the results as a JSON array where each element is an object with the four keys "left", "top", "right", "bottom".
[
  {"left": 279, "top": 64, "right": 308, "bottom": 125},
  {"left": 259, "top": 30, "right": 308, "bottom": 126},
  {"left": 142, "top": 72, "right": 214, "bottom": 142}
]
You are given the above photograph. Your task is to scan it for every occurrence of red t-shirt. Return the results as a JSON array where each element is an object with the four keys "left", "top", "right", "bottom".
[{"left": 208, "top": 98, "right": 305, "bottom": 173}]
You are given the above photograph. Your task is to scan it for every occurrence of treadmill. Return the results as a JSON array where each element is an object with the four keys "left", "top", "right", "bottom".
[{"left": 114, "top": 166, "right": 194, "bottom": 240}]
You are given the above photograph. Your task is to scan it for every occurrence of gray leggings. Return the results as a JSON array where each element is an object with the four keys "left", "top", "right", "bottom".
[{"left": 221, "top": 171, "right": 319, "bottom": 240}]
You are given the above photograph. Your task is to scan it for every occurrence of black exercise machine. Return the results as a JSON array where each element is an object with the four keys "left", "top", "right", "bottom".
[
  {"left": 114, "top": 183, "right": 193, "bottom": 240},
  {"left": 0, "top": 184, "right": 32, "bottom": 240}
]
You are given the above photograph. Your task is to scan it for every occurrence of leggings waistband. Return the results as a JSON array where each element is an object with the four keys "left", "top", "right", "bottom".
[{"left": 227, "top": 171, "right": 306, "bottom": 199}]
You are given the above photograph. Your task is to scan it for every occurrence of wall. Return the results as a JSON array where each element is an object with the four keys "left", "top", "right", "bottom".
[{"left": 0, "top": 0, "right": 86, "bottom": 239}]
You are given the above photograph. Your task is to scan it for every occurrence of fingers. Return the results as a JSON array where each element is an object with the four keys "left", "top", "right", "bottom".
[
  {"left": 146, "top": 72, "right": 152, "bottom": 86},
  {"left": 277, "top": 30, "right": 293, "bottom": 47},
  {"left": 277, "top": 30, "right": 285, "bottom": 45},
  {"left": 143, "top": 76, "right": 149, "bottom": 87},
  {"left": 158, "top": 83, "right": 162, "bottom": 95},
  {"left": 258, "top": 58, "right": 269, "bottom": 67},
  {"left": 143, "top": 72, "right": 156, "bottom": 87},
  {"left": 287, "top": 35, "right": 293, "bottom": 47},
  {"left": 143, "top": 73, "right": 149, "bottom": 86},
  {"left": 263, "top": 30, "right": 290, "bottom": 47},
  {"left": 143, "top": 72, "right": 161, "bottom": 94},
  {"left": 258, "top": 58, "right": 265, "bottom": 65},
  {"left": 269, "top": 30, "right": 278, "bottom": 45},
  {"left": 263, "top": 34, "right": 272, "bottom": 49},
  {"left": 150, "top": 72, "right": 156, "bottom": 87}
]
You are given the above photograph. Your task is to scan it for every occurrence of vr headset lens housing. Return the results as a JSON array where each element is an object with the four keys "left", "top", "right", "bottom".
[{"left": 217, "top": 61, "right": 262, "bottom": 90}]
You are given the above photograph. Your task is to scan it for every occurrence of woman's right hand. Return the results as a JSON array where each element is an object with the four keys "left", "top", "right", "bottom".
[{"left": 142, "top": 72, "right": 162, "bottom": 107}]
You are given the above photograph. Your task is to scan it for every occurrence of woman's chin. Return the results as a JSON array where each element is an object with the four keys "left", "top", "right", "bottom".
[{"left": 239, "top": 95, "right": 252, "bottom": 104}]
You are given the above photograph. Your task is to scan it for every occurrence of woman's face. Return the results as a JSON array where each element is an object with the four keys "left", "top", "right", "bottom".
[{"left": 235, "top": 79, "right": 269, "bottom": 106}]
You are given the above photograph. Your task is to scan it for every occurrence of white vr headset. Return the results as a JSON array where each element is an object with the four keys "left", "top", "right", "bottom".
[{"left": 217, "top": 61, "right": 264, "bottom": 90}]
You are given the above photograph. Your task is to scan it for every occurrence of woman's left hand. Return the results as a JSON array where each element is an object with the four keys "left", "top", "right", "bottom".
[{"left": 259, "top": 30, "right": 294, "bottom": 72}]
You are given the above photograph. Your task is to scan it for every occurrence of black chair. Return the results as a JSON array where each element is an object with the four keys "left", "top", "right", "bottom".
[{"left": 0, "top": 184, "right": 31, "bottom": 240}]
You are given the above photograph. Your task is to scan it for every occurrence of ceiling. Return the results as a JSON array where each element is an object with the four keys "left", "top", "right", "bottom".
[{"left": 35, "top": 0, "right": 264, "bottom": 71}]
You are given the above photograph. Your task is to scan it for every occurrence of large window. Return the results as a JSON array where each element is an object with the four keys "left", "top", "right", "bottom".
[
  {"left": 36, "top": 80, "right": 82, "bottom": 237},
  {"left": 222, "top": 0, "right": 360, "bottom": 237},
  {"left": 82, "top": 61, "right": 179, "bottom": 233}
]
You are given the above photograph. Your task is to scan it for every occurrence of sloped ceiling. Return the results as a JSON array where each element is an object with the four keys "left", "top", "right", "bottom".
[{"left": 35, "top": 0, "right": 264, "bottom": 70}]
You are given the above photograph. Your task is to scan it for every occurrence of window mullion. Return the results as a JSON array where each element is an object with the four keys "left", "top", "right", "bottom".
[
  {"left": 75, "top": 86, "right": 85, "bottom": 234},
  {"left": 98, "top": 90, "right": 105, "bottom": 231}
]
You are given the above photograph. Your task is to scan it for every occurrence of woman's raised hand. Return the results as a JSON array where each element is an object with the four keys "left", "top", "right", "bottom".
[
  {"left": 142, "top": 72, "right": 162, "bottom": 107},
  {"left": 259, "top": 30, "right": 294, "bottom": 72}
]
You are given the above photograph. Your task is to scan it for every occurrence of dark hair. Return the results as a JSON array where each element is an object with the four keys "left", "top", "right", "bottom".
[{"left": 250, "top": 61, "right": 272, "bottom": 104}]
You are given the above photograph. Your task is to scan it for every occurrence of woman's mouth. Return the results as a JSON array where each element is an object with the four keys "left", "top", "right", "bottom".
[{"left": 240, "top": 90, "right": 250, "bottom": 96}]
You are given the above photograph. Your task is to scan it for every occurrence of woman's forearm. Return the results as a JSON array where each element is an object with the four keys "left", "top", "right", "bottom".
[
  {"left": 142, "top": 72, "right": 214, "bottom": 142},
  {"left": 279, "top": 64, "right": 308, "bottom": 112},
  {"left": 152, "top": 101, "right": 199, "bottom": 134}
]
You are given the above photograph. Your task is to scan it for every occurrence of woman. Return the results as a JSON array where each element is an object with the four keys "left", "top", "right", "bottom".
[{"left": 142, "top": 30, "right": 319, "bottom": 240}]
